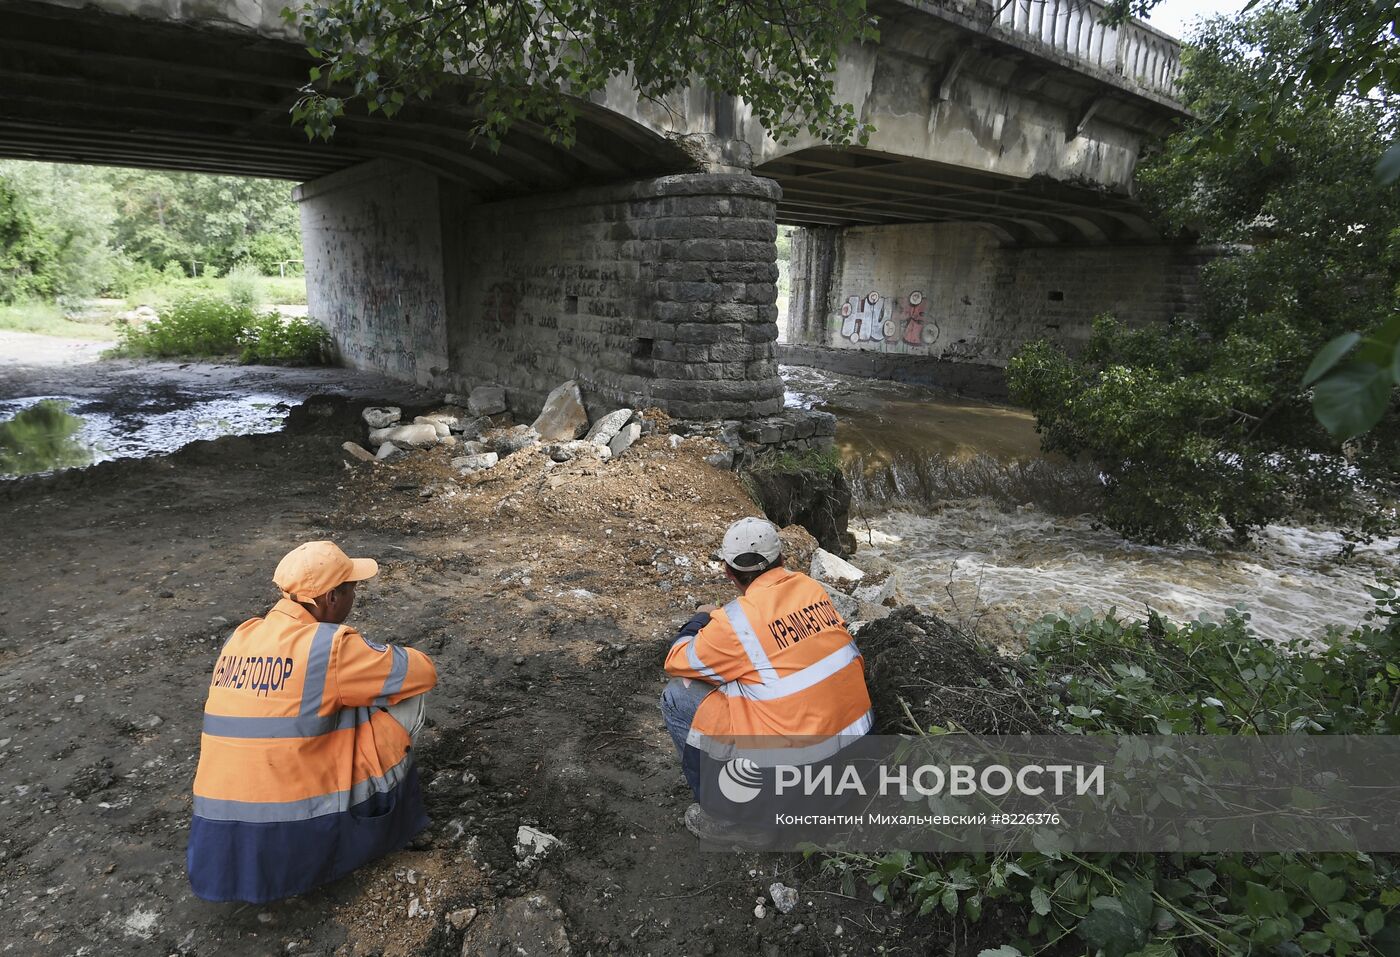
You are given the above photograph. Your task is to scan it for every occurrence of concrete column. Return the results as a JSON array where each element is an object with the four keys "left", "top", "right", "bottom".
[{"left": 295, "top": 161, "right": 452, "bottom": 388}]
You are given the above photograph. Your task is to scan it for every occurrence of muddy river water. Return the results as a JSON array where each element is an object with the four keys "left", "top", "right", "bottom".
[{"left": 783, "top": 365, "right": 1400, "bottom": 642}]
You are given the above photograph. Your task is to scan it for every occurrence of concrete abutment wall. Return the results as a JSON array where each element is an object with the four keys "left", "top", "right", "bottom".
[
  {"left": 296, "top": 162, "right": 785, "bottom": 419},
  {"left": 783, "top": 223, "right": 1211, "bottom": 395}
]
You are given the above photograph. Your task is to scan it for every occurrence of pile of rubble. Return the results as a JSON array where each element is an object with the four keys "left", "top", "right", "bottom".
[{"left": 341, "top": 379, "right": 650, "bottom": 477}]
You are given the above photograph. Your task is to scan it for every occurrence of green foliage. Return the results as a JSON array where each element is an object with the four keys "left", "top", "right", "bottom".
[
  {"left": 0, "top": 400, "right": 93, "bottom": 476},
  {"left": 0, "top": 176, "right": 59, "bottom": 303},
  {"left": 224, "top": 263, "right": 263, "bottom": 310},
  {"left": 748, "top": 446, "right": 844, "bottom": 479},
  {"left": 835, "top": 588, "right": 1400, "bottom": 956},
  {"left": 237, "top": 311, "right": 331, "bottom": 365},
  {"left": 115, "top": 293, "right": 329, "bottom": 365},
  {"left": 1008, "top": 9, "right": 1400, "bottom": 544},
  {"left": 287, "top": 0, "right": 876, "bottom": 149},
  {"left": 0, "top": 161, "right": 302, "bottom": 305}
]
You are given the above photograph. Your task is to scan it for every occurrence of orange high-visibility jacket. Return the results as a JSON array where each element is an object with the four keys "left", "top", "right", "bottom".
[
  {"left": 188, "top": 599, "right": 437, "bottom": 903},
  {"left": 664, "top": 567, "right": 873, "bottom": 763}
]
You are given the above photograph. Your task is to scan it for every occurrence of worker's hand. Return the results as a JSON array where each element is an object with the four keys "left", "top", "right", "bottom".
[{"left": 696, "top": 604, "right": 718, "bottom": 615}]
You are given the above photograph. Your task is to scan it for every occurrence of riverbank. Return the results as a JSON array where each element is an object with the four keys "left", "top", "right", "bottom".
[{"left": 0, "top": 389, "right": 918, "bottom": 957}]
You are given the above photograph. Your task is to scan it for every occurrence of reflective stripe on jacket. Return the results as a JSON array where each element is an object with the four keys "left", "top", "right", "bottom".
[
  {"left": 188, "top": 599, "right": 437, "bottom": 903},
  {"left": 663, "top": 568, "right": 873, "bottom": 765}
]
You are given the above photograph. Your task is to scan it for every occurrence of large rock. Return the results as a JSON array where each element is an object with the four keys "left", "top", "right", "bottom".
[
  {"left": 452, "top": 452, "right": 499, "bottom": 473},
  {"left": 362, "top": 406, "right": 401, "bottom": 430},
  {"left": 419, "top": 407, "right": 469, "bottom": 432},
  {"left": 811, "top": 548, "right": 864, "bottom": 585},
  {"left": 607, "top": 422, "right": 641, "bottom": 458},
  {"left": 414, "top": 416, "right": 451, "bottom": 439},
  {"left": 369, "top": 423, "right": 439, "bottom": 448},
  {"left": 341, "top": 441, "right": 376, "bottom": 464},
  {"left": 585, "top": 409, "right": 633, "bottom": 446},
  {"left": 469, "top": 384, "right": 508, "bottom": 417},
  {"left": 488, "top": 425, "right": 541, "bottom": 457},
  {"left": 531, "top": 381, "right": 589, "bottom": 441}
]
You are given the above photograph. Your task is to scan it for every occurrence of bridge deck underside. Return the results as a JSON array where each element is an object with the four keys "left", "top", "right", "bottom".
[
  {"left": 0, "top": 0, "right": 688, "bottom": 191},
  {"left": 759, "top": 147, "right": 1159, "bottom": 244}
]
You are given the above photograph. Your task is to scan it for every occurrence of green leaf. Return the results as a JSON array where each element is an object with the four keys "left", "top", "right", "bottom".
[
  {"left": 1186, "top": 868, "right": 1216, "bottom": 890},
  {"left": 942, "top": 884, "right": 960, "bottom": 915},
  {"left": 1312, "top": 363, "right": 1393, "bottom": 439},
  {"left": 1031, "top": 886, "right": 1052, "bottom": 916},
  {"left": 1303, "top": 333, "right": 1362, "bottom": 386},
  {"left": 1245, "top": 881, "right": 1289, "bottom": 918},
  {"left": 1308, "top": 872, "right": 1348, "bottom": 905},
  {"left": 1299, "top": 930, "right": 1333, "bottom": 954}
]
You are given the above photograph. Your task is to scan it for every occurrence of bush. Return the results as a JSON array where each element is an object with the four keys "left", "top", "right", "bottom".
[
  {"left": 832, "top": 590, "right": 1400, "bottom": 956},
  {"left": 238, "top": 312, "right": 331, "bottom": 364},
  {"left": 225, "top": 263, "right": 263, "bottom": 309},
  {"left": 114, "top": 293, "right": 248, "bottom": 357}
]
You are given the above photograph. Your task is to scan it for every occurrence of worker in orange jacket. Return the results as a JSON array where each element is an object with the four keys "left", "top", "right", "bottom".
[
  {"left": 662, "top": 517, "right": 874, "bottom": 847},
  {"left": 188, "top": 541, "right": 437, "bottom": 903}
]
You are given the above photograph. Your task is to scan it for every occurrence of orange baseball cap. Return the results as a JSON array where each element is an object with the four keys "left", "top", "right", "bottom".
[{"left": 273, "top": 541, "right": 378, "bottom": 604}]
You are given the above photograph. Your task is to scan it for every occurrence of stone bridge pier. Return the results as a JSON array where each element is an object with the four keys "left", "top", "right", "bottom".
[{"left": 297, "top": 163, "right": 786, "bottom": 420}]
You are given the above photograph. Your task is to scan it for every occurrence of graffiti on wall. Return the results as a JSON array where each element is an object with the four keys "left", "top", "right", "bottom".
[{"left": 835, "top": 290, "right": 939, "bottom": 351}]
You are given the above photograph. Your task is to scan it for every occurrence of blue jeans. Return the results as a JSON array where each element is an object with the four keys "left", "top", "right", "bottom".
[{"left": 660, "top": 677, "right": 715, "bottom": 796}]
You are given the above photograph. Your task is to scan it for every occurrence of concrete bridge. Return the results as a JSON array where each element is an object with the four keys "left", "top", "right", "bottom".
[{"left": 0, "top": 0, "right": 1193, "bottom": 415}]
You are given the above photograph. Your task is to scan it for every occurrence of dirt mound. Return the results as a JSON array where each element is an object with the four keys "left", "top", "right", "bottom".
[{"left": 859, "top": 607, "right": 1051, "bottom": 734}]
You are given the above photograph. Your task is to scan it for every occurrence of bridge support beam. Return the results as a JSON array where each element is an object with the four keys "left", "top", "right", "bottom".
[
  {"left": 298, "top": 161, "right": 786, "bottom": 419},
  {"left": 784, "top": 222, "right": 1213, "bottom": 396}
]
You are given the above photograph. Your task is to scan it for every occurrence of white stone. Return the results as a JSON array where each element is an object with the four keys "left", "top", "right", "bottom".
[
  {"left": 854, "top": 575, "right": 898, "bottom": 607},
  {"left": 414, "top": 416, "right": 451, "bottom": 438},
  {"left": 585, "top": 409, "right": 633, "bottom": 445},
  {"left": 547, "top": 440, "right": 603, "bottom": 463},
  {"left": 769, "top": 882, "right": 799, "bottom": 914},
  {"left": 468, "top": 384, "right": 508, "bottom": 416},
  {"left": 515, "top": 825, "right": 562, "bottom": 863},
  {"left": 341, "top": 441, "right": 376, "bottom": 463},
  {"left": 452, "top": 452, "right": 499, "bottom": 473},
  {"left": 810, "top": 549, "right": 865, "bottom": 585},
  {"left": 828, "top": 590, "right": 859, "bottom": 623},
  {"left": 607, "top": 422, "right": 641, "bottom": 458},
  {"left": 531, "top": 380, "right": 589, "bottom": 441},
  {"left": 380, "top": 423, "right": 440, "bottom": 448},
  {"left": 447, "top": 907, "right": 478, "bottom": 931},
  {"left": 420, "top": 408, "right": 467, "bottom": 431},
  {"left": 375, "top": 442, "right": 401, "bottom": 461},
  {"left": 362, "top": 406, "right": 401, "bottom": 430}
]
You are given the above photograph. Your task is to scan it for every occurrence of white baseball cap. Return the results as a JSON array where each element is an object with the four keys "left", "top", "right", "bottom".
[{"left": 716, "top": 517, "right": 782, "bottom": 571}]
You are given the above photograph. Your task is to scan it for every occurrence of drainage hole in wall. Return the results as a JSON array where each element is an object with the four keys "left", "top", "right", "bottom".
[
  {"left": 1047, "top": 290, "right": 1065, "bottom": 301},
  {"left": 564, "top": 295, "right": 579, "bottom": 314},
  {"left": 633, "top": 338, "right": 654, "bottom": 359}
]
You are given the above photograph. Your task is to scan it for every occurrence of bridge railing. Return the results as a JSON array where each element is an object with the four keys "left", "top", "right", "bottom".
[{"left": 989, "top": 0, "right": 1182, "bottom": 99}]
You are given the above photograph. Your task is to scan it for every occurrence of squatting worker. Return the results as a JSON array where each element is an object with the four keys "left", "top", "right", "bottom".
[
  {"left": 188, "top": 541, "right": 437, "bottom": 903},
  {"left": 661, "top": 517, "right": 873, "bottom": 846}
]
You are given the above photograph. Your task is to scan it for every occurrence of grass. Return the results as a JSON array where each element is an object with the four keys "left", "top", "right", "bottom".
[
  {"left": 0, "top": 274, "right": 309, "bottom": 343},
  {"left": 123, "top": 274, "right": 307, "bottom": 309},
  {"left": 0, "top": 302, "right": 120, "bottom": 340}
]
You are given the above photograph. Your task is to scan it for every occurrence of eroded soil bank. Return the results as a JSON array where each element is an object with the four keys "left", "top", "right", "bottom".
[{"left": 0, "top": 391, "right": 934, "bottom": 957}]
